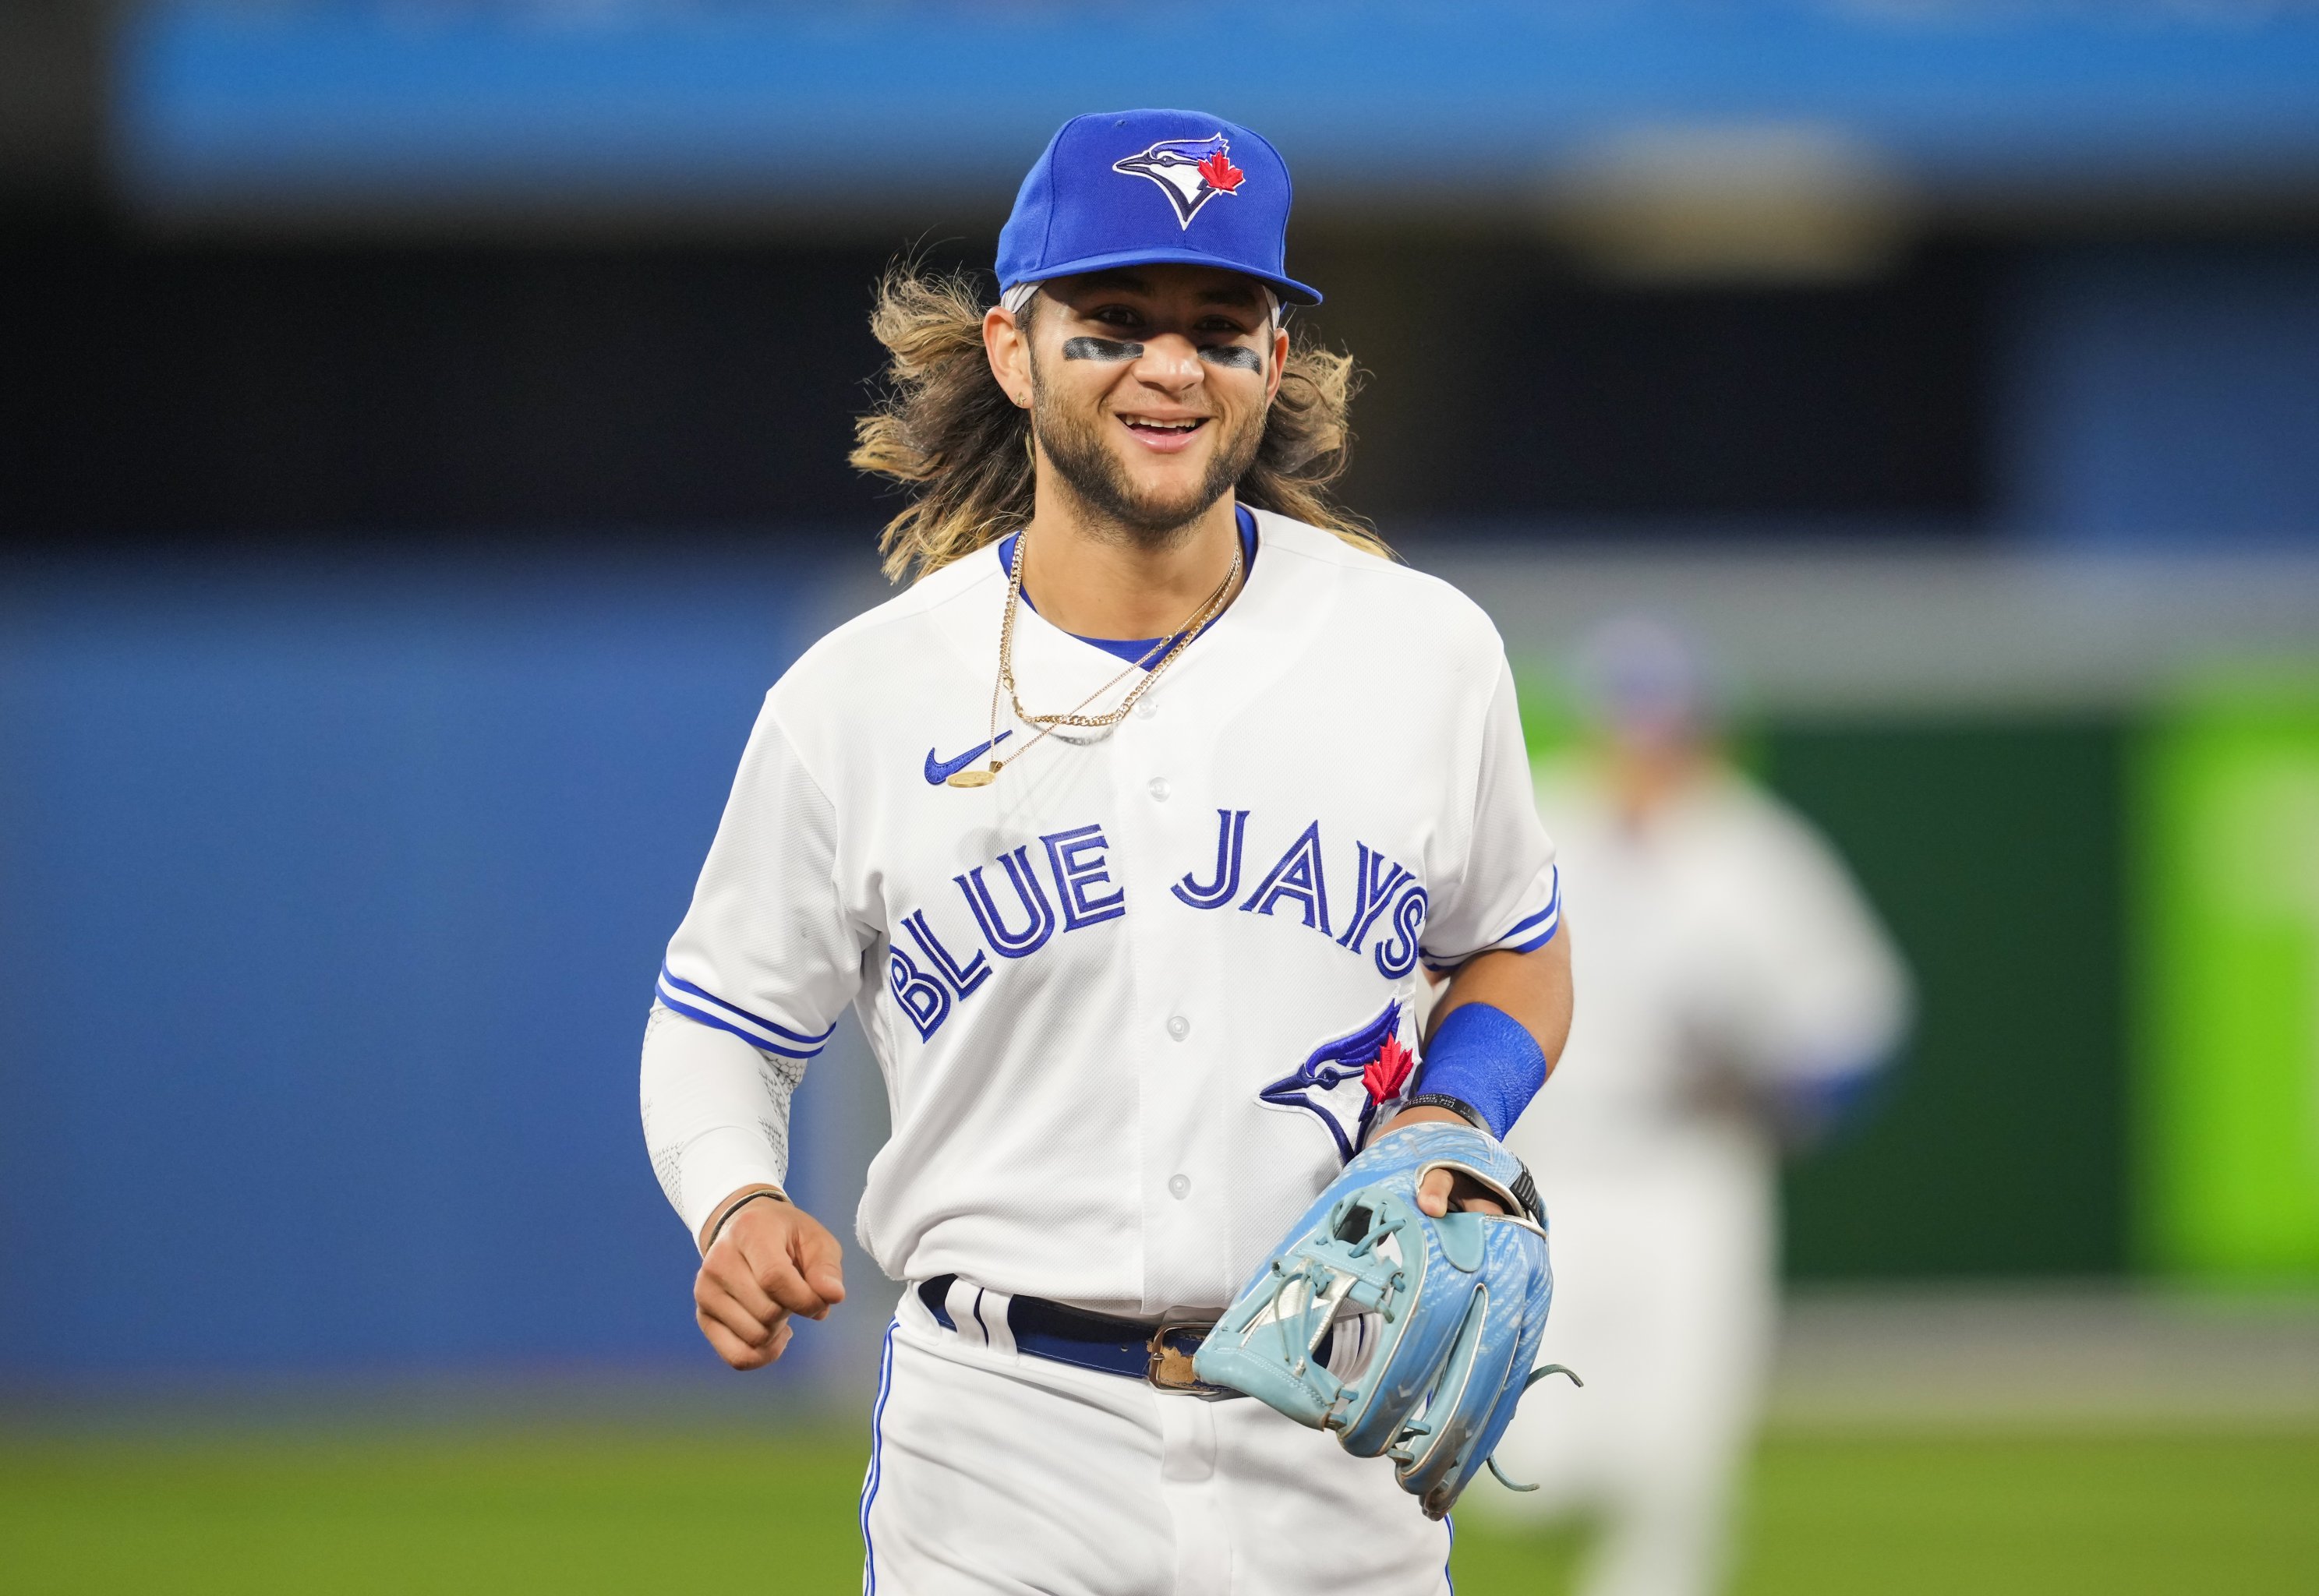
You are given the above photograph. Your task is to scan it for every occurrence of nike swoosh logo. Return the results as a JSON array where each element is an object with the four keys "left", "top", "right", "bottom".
[{"left": 924, "top": 732, "right": 1012, "bottom": 786}]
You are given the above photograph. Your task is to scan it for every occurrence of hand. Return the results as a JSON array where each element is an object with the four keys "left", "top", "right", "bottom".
[
  {"left": 692, "top": 1187, "right": 847, "bottom": 1371},
  {"left": 1375, "top": 1105, "right": 1508, "bottom": 1218}
]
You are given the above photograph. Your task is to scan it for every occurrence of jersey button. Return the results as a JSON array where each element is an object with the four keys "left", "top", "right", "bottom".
[
  {"left": 1168, "top": 1173, "right": 1192, "bottom": 1200},
  {"left": 1166, "top": 1014, "right": 1190, "bottom": 1041},
  {"left": 1135, "top": 698, "right": 1158, "bottom": 720},
  {"left": 1147, "top": 777, "right": 1171, "bottom": 802}
]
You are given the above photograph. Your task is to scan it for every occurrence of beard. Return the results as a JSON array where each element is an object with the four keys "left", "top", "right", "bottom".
[{"left": 1029, "top": 377, "right": 1265, "bottom": 547}]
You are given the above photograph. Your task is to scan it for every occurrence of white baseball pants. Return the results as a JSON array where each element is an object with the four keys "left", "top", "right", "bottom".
[{"left": 859, "top": 1288, "right": 1453, "bottom": 1595}]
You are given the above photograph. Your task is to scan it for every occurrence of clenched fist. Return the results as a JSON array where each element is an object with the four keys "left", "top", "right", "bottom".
[{"left": 691, "top": 1185, "right": 847, "bottom": 1370}]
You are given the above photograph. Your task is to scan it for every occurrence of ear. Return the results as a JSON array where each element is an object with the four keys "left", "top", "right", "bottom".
[
  {"left": 1264, "top": 323, "right": 1290, "bottom": 406},
  {"left": 985, "top": 306, "right": 1034, "bottom": 411}
]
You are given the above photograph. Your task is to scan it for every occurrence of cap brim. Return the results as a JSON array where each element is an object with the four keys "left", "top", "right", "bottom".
[{"left": 1006, "top": 245, "right": 1322, "bottom": 306}]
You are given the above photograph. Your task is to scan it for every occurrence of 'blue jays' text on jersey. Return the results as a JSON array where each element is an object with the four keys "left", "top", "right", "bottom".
[{"left": 659, "top": 512, "right": 1560, "bottom": 1318}]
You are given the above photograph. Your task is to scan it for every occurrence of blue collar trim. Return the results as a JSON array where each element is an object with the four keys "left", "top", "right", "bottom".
[{"left": 995, "top": 504, "right": 1257, "bottom": 666}]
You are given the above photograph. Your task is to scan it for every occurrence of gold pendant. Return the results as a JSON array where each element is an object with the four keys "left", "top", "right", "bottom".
[{"left": 946, "top": 764, "right": 997, "bottom": 789}]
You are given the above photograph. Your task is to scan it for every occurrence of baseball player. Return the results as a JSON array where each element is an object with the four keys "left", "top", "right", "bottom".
[
  {"left": 639, "top": 109, "right": 1572, "bottom": 1594},
  {"left": 1481, "top": 620, "right": 1911, "bottom": 1596}
]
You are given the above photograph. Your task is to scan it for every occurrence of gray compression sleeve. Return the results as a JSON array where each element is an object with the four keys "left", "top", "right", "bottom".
[{"left": 639, "top": 1001, "right": 804, "bottom": 1243}]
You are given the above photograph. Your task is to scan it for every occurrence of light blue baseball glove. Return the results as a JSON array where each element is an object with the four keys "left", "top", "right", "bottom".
[{"left": 1192, "top": 1121, "right": 1577, "bottom": 1520}]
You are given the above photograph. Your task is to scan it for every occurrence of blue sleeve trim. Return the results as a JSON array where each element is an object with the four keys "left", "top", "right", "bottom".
[
  {"left": 655, "top": 980, "right": 828, "bottom": 1061},
  {"left": 1497, "top": 897, "right": 1560, "bottom": 941},
  {"left": 1419, "top": 870, "right": 1562, "bottom": 971},
  {"left": 659, "top": 966, "right": 836, "bottom": 1046},
  {"left": 1415, "top": 1001, "right": 1547, "bottom": 1141},
  {"left": 1503, "top": 920, "right": 1562, "bottom": 955}
]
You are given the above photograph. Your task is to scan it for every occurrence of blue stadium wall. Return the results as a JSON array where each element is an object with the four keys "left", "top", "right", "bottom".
[{"left": 0, "top": 548, "right": 844, "bottom": 1382}]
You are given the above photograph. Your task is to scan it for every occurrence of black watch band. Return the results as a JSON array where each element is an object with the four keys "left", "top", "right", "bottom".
[
  {"left": 1402, "top": 1093, "right": 1490, "bottom": 1134},
  {"left": 703, "top": 1188, "right": 788, "bottom": 1252}
]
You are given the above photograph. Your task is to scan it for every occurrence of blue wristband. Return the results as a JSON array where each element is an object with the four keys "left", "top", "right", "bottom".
[{"left": 1416, "top": 1002, "right": 1547, "bottom": 1140}]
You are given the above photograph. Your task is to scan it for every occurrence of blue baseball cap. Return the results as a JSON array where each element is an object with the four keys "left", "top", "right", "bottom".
[{"left": 995, "top": 109, "right": 1321, "bottom": 307}]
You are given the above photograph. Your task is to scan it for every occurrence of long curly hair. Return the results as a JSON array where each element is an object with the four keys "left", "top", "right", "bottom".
[{"left": 850, "top": 265, "right": 1388, "bottom": 584}]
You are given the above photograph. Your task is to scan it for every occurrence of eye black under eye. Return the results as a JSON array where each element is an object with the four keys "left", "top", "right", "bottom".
[{"left": 1198, "top": 345, "right": 1263, "bottom": 371}]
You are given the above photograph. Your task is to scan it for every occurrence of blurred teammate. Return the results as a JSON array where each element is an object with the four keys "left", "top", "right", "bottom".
[{"left": 1482, "top": 620, "right": 1911, "bottom": 1596}]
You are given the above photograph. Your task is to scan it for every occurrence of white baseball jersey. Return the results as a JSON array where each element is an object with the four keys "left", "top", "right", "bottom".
[{"left": 659, "top": 510, "right": 1559, "bottom": 1317}]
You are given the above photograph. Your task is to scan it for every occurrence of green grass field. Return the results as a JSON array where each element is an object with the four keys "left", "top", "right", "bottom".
[{"left": 4, "top": 1425, "right": 2315, "bottom": 1593}]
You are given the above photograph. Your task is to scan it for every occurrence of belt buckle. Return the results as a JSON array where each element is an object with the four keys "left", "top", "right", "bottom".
[{"left": 1147, "top": 1320, "right": 1241, "bottom": 1400}]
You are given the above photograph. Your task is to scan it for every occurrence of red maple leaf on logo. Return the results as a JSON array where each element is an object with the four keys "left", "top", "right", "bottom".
[
  {"left": 1363, "top": 1034, "right": 1416, "bottom": 1103},
  {"left": 1196, "top": 151, "right": 1245, "bottom": 193}
]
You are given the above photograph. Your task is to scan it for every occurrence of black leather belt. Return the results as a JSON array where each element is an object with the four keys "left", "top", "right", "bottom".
[{"left": 915, "top": 1274, "right": 1239, "bottom": 1399}]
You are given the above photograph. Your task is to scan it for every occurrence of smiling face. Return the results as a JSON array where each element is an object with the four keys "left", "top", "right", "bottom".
[{"left": 987, "top": 263, "right": 1291, "bottom": 544}]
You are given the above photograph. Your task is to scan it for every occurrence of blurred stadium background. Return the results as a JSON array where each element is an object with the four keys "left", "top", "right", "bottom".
[{"left": 4, "top": 2, "right": 2318, "bottom": 1591}]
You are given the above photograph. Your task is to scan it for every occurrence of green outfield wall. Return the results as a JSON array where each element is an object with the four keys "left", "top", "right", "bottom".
[{"left": 1765, "top": 720, "right": 2130, "bottom": 1280}]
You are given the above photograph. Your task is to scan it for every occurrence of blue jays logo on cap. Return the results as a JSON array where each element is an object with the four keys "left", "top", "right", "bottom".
[
  {"left": 1112, "top": 133, "right": 1246, "bottom": 229},
  {"left": 995, "top": 108, "right": 1321, "bottom": 306}
]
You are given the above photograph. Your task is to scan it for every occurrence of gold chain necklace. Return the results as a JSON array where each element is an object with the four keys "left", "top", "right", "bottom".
[{"left": 946, "top": 528, "right": 1243, "bottom": 789}]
